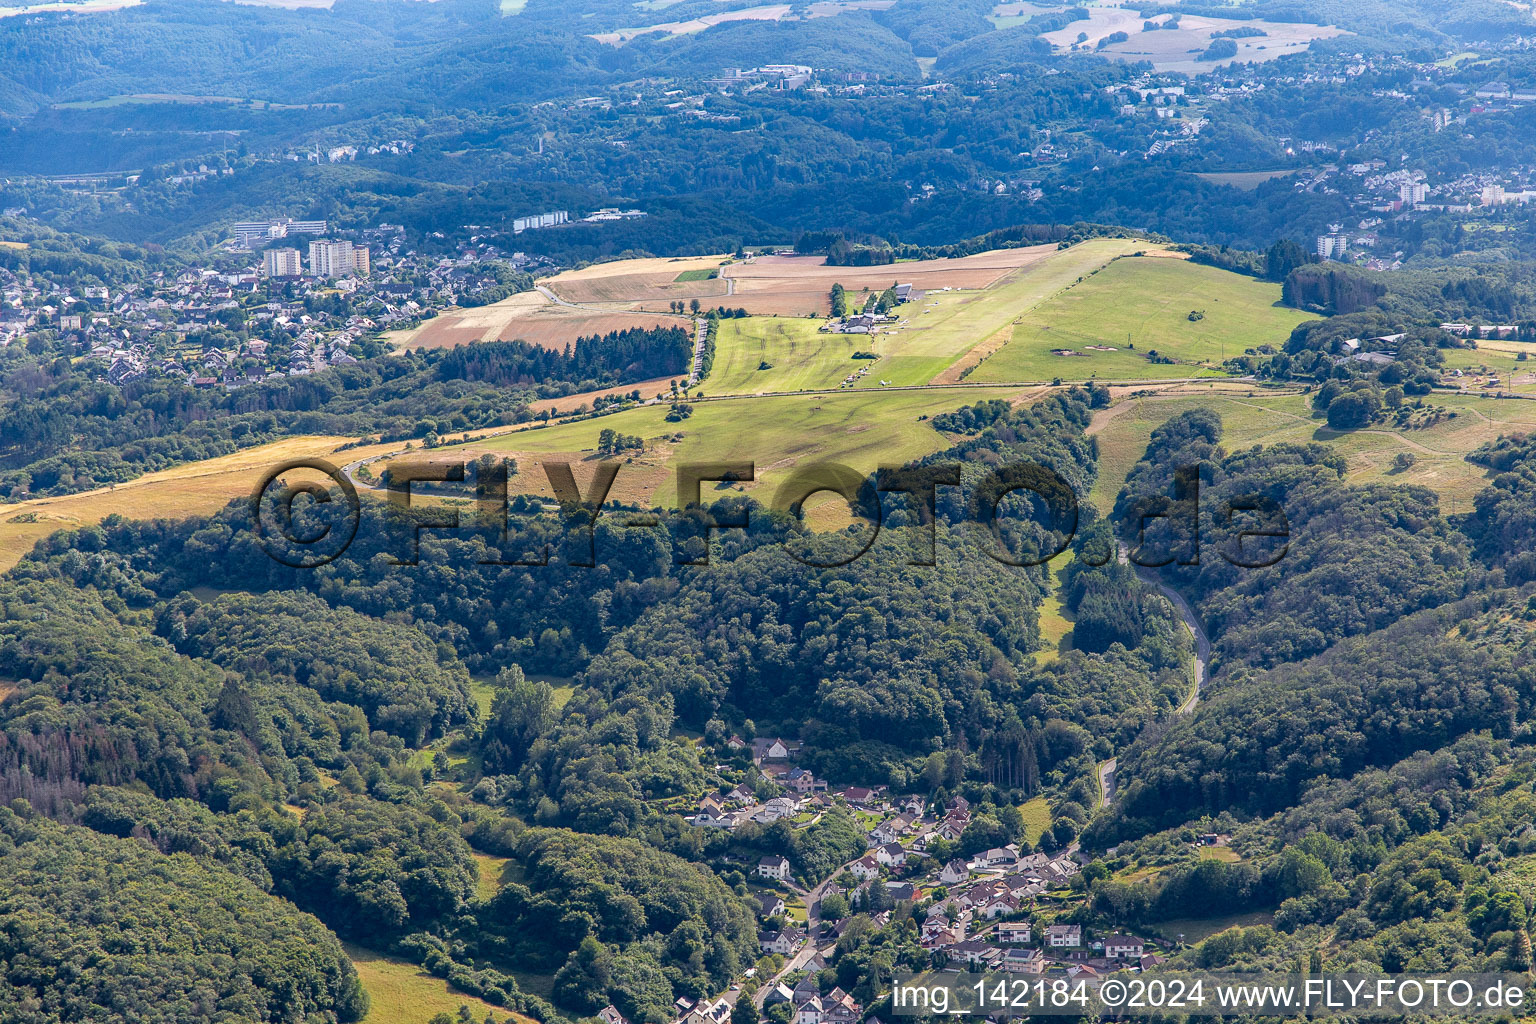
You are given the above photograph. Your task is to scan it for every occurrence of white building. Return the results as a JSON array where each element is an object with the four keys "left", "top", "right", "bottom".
[
  {"left": 1045, "top": 924, "right": 1082, "bottom": 948},
  {"left": 995, "top": 922, "right": 1032, "bottom": 944},
  {"left": 308, "top": 240, "right": 369, "bottom": 278},
  {"left": 513, "top": 210, "right": 569, "bottom": 233},
  {"left": 1104, "top": 934, "right": 1145, "bottom": 959},
  {"left": 758, "top": 855, "right": 792, "bottom": 881},
  {"left": 232, "top": 217, "right": 327, "bottom": 248},
  {"left": 262, "top": 247, "right": 304, "bottom": 277}
]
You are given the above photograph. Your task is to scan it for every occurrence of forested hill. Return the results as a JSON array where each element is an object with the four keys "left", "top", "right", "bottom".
[
  {"left": 0, "top": 390, "right": 1198, "bottom": 1014},
  {"left": 13, "top": 374, "right": 1536, "bottom": 1007}
]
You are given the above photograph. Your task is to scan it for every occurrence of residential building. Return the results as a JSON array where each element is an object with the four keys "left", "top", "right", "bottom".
[
  {"left": 262, "top": 248, "right": 304, "bottom": 277},
  {"left": 998, "top": 948, "right": 1044, "bottom": 974},
  {"left": 938, "top": 859, "right": 970, "bottom": 885},
  {"left": 309, "top": 240, "right": 356, "bottom": 278},
  {"left": 995, "top": 922, "right": 1032, "bottom": 944},
  {"left": 759, "top": 927, "right": 804, "bottom": 955},
  {"left": 1104, "top": 934, "right": 1146, "bottom": 960},
  {"left": 1045, "top": 924, "right": 1082, "bottom": 948},
  {"left": 758, "top": 855, "right": 792, "bottom": 882}
]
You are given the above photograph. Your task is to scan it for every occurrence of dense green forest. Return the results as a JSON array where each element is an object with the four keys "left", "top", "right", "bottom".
[
  {"left": 12, "top": 363, "right": 1536, "bottom": 1012},
  {"left": 9, "top": 0, "right": 1536, "bottom": 1016}
]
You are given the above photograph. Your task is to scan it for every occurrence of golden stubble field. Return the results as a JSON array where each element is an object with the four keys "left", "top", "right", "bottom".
[{"left": 0, "top": 435, "right": 404, "bottom": 571}]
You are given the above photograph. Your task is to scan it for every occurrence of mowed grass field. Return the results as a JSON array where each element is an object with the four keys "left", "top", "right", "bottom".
[
  {"left": 969, "top": 257, "right": 1316, "bottom": 384},
  {"left": 865, "top": 239, "right": 1151, "bottom": 386},
  {"left": 434, "top": 385, "right": 1035, "bottom": 508},
  {"left": 710, "top": 317, "right": 871, "bottom": 394}
]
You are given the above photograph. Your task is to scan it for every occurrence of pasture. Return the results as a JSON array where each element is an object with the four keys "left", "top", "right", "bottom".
[{"left": 967, "top": 256, "right": 1313, "bottom": 384}]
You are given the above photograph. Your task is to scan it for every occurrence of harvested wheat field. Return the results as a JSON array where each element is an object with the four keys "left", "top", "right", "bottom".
[
  {"left": 0, "top": 435, "right": 402, "bottom": 570},
  {"left": 546, "top": 258, "right": 732, "bottom": 305},
  {"left": 393, "top": 288, "right": 689, "bottom": 351}
]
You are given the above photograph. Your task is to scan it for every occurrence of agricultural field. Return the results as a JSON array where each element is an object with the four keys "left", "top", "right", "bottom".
[
  {"left": 1040, "top": 8, "right": 1349, "bottom": 73},
  {"left": 967, "top": 256, "right": 1315, "bottom": 384},
  {"left": 718, "top": 244, "right": 1059, "bottom": 316},
  {"left": 543, "top": 255, "right": 730, "bottom": 305},
  {"left": 387, "top": 288, "right": 688, "bottom": 352},
  {"left": 0, "top": 434, "right": 401, "bottom": 571},
  {"left": 704, "top": 239, "right": 1155, "bottom": 393}
]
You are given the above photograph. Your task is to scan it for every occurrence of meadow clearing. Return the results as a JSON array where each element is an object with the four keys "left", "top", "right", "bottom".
[
  {"left": 346, "top": 943, "right": 534, "bottom": 1024},
  {"left": 967, "top": 256, "right": 1315, "bottom": 384},
  {"left": 1037, "top": 7, "right": 1348, "bottom": 73},
  {"left": 705, "top": 238, "right": 1155, "bottom": 392}
]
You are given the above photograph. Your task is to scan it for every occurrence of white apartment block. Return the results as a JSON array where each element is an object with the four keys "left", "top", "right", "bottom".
[
  {"left": 262, "top": 247, "right": 304, "bottom": 277},
  {"left": 308, "top": 240, "right": 369, "bottom": 278}
]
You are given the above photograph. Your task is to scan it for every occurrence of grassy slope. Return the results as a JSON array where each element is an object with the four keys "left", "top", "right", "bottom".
[
  {"left": 857, "top": 238, "right": 1151, "bottom": 388},
  {"left": 970, "top": 257, "right": 1315, "bottom": 383},
  {"left": 347, "top": 943, "right": 534, "bottom": 1024},
  {"left": 449, "top": 386, "right": 1030, "bottom": 508},
  {"left": 1087, "top": 384, "right": 1536, "bottom": 513},
  {"left": 0, "top": 434, "right": 403, "bottom": 572},
  {"left": 706, "top": 240, "right": 1148, "bottom": 396},
  {"left": 710, "top": 317, "right": 869, "bottom": 395}
]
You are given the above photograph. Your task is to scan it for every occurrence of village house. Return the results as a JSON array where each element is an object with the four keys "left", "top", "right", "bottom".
[
  {"left": 948, "top": 939, "right": 996, "bottom": 967},
  {"left": 759, "top": 927, "right": 804, "bottom": 955},
  {"left": 1103, "top": 934, "right": 1146, "bottom": 960},
  {"left": 849, "top": 854, "right": 879, "bottom": 881},
  {"left": 998, "top": 948, "right": 1045, "bottom": 974},
  {"left": 995, "top": 921, "right": 1032, "bottom": 945},
  {"left": 757, "top": 893, "right": 786, "bottom": 919},
  {"left": 938, "top": 858, "right": 970, "bottom": 885},
  {"left": 875, "top": 842, "right": 907, "bottom": 868},
  {"left": 752, "top": 737, "right": 800, "bottom": 763},
  {"left": 758, "top": 855, "right": 793, "bottom": 882},
  {"left": 600, "top": 1007, "right": 630, "bottom": 1024},
  {"left": 1046, "top": 924, "right": 1082, "bottom": 948}
]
